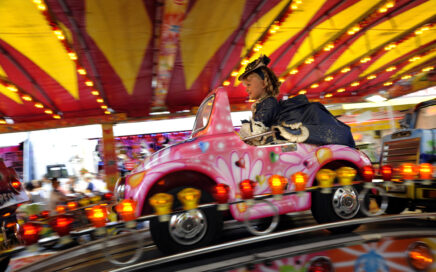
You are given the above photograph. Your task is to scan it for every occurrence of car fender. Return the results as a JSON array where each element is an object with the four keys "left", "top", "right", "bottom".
[{"left": 125, "top": 158, "right": 237, "bottom": 216}]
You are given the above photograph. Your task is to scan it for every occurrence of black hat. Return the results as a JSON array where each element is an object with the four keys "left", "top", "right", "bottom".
[{"left": 238, "top": 55, "right": 271, "bottom": 81}]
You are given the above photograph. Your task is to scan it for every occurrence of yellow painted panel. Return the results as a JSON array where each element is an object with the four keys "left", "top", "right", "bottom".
[
  {"left": 235, "top": 0, "right": 326, "bottom": 85},
  {"left": 0, "top": 66, "right": 6, "bottom": 77},
  {"left": 181, "top": 0, "right": 245, "bottom": 89},
  {"left": 0, "top": 65, "right": 23, "bottom": 104},
  {"left": 327, "top": 0, "right": 436, "bottom": 74},
  {"left": 361, "top": 29, "right": 436, "bottom": 77},
  {"left": 87, "top": 0, "right": 151, "bottom": 95},
  {"left": 242, "top": 0, "right": 289, "bottom": 56},
  {"left": 289, "top": 0, "right": 382, "bottom": 68},
  {"left": 393, "top": 50, "right": 436, "bottom": 77},
  {"left": 0, "top": 85, "right": 23, "bottom": 104},
  {"left": 0, "top": 0, "right": 78, "bottom": 99}
]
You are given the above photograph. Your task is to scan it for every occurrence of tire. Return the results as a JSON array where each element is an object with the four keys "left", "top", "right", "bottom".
[
  {"left": 385, "top": 197, "right": 408, "bottom": 214},
  {"left": 150, "top": 186, "right": 223, "bottom": 254},
  {"left": 311, "top": 183, "right": 361, "bottom": 233}
]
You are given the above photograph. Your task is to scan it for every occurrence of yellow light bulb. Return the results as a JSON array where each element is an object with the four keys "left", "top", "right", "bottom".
[
  {"left": 6, "top": 85, "right": 18, "bottom": 92},
  {"left": 351, "top": 82, "right": 360, "bottom": 87},
  {"left": 341, "top": 67, "right": 351, "bottom": 73},
  {"left": 289, "top": 69, "right": 299, "bottom": 75},
  {"left": 22, "top": 95, "right": 32, "bottom": 101},
  {"left": 34, "top": 103, "right": 44, "bottom": 108}
]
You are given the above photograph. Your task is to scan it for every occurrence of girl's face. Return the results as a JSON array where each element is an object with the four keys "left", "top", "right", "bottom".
[{"left": 242, "top": 73, "right": 266, "bottom": 100}]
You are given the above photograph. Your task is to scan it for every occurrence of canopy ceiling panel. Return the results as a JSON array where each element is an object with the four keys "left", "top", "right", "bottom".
[{"left": 0, "top": 0, "right": 435, "bottom": 132}]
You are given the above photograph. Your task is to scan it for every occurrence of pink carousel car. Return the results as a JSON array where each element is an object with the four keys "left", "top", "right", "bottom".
[{"left": 116, "top": 88, "right": 372, "bottom": 253}]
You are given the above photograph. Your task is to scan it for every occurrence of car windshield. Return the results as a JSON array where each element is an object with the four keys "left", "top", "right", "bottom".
[
  {"left": 416, "top": 104, "right": 436, "bottom": 129},
  {"left": 192, "top": 95, "right": 215, "bottom": 136}
]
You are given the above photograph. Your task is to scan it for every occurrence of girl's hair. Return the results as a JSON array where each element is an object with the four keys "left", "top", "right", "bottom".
[
  {"left": 239, "top": 55, "right": 280, "bottom": 97},
  {"left": 258, "top": 66, "right": 280, "bottom": 97}
]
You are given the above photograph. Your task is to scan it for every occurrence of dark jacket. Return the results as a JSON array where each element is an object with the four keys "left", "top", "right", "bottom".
[{"left": 275, "top": 95, "right": 356, "bottom": 148}]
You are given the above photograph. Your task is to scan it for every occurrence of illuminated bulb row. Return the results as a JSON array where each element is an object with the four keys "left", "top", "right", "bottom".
[
  {"left": 291, "top": 0, "right": 303, "bottom": 10},
  {"left": 385, "top": 66, "right": 396, "bottom": 72},
  {"left": 341, "top": 67, "right": 351, "bottom": 73},
  {"left": 305, "top": 56, "right": 315, "bottom": 64},
  {"left": 0, "top": 81, "right": 58, "bottom": 120},
  {"left": 415, "top": 25, "right": 431, "bottom": 35},
  {"left": 33, "top": 0, "right": 46, "bottom": 11},
  {"left": 360, "top": 57, "right": 371, "bottom": 63},
  {"left": 347, "top": 25, "right": 361, "bottom": 35},
  {"left": 323, "top": 43, "right": 335, "bottom": 51},
  {"left": 409, "top": 56, "right": 421, "bottom": 62},
  {"left": 253, "top": 43, "right": 263, "bottom": 52},
  {"left": 299, "top": 22, "right": 433, "bottom": 97},
  {"left": 33, "top": 0, "right": 110, "bottom": 116},
  {"left": 259, "top": 4, "right": 425, "bottom": 95},
  {"left": 289, "top": 69, "right": 299, "bottom": 75},
  {"left": 269, "top": 22, "right": 281, "bottom": 34},
  {"left": 384, "top": 43, "right": 397, "bottom": 51},
  {"left": 226, "top": 2, "right": 303, "bottom": 86},
  {"left": 378, "top": 0, "right": 395, "bottom": 13},
  {"left": 53, "top": 28, "right": 65, "bottom": 41}
]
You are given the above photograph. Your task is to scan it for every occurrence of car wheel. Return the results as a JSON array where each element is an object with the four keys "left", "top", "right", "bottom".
[
  {"left": 149, "top": 186, "right": 223, "bottom": 254},
  {"left": 311, "top": 173, "right": 361, "bottom": 233},
  {"left": 385, "top": 197, "right": 408, "bottom": 214}
]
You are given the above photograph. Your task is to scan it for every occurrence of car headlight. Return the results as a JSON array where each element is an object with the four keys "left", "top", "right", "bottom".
[{"left": 114, "top": 177, "right": 126, "bottom": 201}]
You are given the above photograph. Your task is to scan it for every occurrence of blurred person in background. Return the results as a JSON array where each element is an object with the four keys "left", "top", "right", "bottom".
[
  {"left": 49, "top": 178, "right": 69, "bottom": 211},
  {"left": 66, "top": 175, "right": 78, "bottom": 194},
  {"left": 25, "top": 181, "right": 46, "bottom": 203},
  {"left": 84, "top": 173, "right": 96, "bottom": 193}
]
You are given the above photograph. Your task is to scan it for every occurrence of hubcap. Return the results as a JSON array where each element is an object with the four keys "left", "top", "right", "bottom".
[
  {"left": 169, "top": 209, "right": 207, "bottom": 245},
  {"left": 332, "top": 186, "right": 359, "bottom": 219}
]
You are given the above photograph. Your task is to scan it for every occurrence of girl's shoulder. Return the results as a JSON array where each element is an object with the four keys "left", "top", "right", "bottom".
[{"left": 257, "top": 96, "right": 279, "bottom": 107}]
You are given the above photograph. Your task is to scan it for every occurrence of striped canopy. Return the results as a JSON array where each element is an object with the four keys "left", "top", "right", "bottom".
[{"left": 0, "top": 0, "right": 435, "bottom": 132}]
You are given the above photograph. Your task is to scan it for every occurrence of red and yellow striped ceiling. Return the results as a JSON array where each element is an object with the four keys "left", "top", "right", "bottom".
[{"left": 0, "top": 0, "right": 435, "bottom": 130}]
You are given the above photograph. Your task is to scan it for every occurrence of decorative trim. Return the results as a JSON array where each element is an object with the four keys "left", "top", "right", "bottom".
[{"left": 272, "top": 122, "right": 309, "bottom": 143}]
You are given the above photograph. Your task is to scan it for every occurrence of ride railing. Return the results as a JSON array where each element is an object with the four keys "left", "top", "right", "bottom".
[{"left": 2, "top": 163, "right": 435, "bottom": 266}]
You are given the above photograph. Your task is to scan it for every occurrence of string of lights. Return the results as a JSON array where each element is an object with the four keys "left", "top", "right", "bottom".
[
  {"left": 306, "top": 23, "right": 436, "bottom": 99},
  {"left": 32, "top": 0, "right": 112, "bottom": 115},
  {"left": 220, "top": 0, "right": 435, "bottom": 101}
]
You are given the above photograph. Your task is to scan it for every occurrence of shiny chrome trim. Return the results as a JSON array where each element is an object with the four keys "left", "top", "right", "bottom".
[
  {"left": 112, "top": 212, "right": 436, "bottom": 272},
  {"left": 243, "top": 199, "right": 279, "bottom": 236}
]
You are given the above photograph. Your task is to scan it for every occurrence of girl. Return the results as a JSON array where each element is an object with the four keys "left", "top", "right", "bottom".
[
  {"left": 238, "top": 55, "right": 355, "bottom": 148},
  {"left": 238, "top": 55, "right": 283, "bottom": 145}
]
